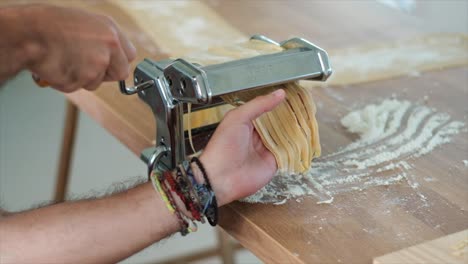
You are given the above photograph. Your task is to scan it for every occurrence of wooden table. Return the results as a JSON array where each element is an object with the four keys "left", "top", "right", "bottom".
[{"left": 7, "top": 1, "right": 467, "bottom": 263}]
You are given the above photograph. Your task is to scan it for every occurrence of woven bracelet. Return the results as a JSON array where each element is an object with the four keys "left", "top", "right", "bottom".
[
  {"left": 176, "top": 164, "right": 203, "bottom": 222},
  {"left": 151, "top": 170, "right": 191, "bottom": 236}
]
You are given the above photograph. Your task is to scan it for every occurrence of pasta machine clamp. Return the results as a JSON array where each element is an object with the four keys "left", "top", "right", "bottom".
[{"left": 118, "top": 35, "right": 332, "bottom": 175}]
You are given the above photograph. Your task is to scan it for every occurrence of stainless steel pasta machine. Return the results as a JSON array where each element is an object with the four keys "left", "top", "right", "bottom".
[{"left": 118, "top": 35, "right": 332, "bottom": 174}]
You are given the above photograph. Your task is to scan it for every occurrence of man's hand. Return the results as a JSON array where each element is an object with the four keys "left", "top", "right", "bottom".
[
  {"left": 25, "top": 5, "right": 136, "bottom": 92},
  {"left": 200, "top": 89, "right": 286, "bottom": 206}
]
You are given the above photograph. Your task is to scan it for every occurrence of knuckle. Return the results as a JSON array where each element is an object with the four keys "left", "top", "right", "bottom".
[
  {"left": 103, "top": 28, "right": 120, "bottom": 48},
  {"left": 94, "top": 55, "right": 110, "bottom": 68},
  {"left": 82, "top": 71, "right": 98, "bottom": 82},
  {"left": 99, "top": 15, "right": 118, "bottom": 38}
]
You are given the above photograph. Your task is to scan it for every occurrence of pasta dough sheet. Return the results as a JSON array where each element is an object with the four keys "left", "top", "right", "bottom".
[{"left": 302, "top": 33, "right": 468, "bottom": 88}]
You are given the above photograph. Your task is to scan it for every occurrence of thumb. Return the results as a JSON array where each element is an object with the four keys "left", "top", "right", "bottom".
[{"left": 233, "top": 89, "right": 286, "bottom": 123}]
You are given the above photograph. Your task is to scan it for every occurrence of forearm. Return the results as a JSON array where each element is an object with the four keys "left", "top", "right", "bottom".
[
  {"left": 0, "top": 5, "right": 44, "bottom": 83},
  {"left": 0, "top": 183, "right": 179, "bottom": 263}
]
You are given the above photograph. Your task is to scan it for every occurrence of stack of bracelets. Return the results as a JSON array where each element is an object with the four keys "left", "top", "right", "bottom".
[{"left": 149, "top": 157, "right": 218, "bottom": 236}]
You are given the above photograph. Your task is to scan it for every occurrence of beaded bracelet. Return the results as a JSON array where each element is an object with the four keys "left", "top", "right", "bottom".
[
  {"left": 185, "top": 163, "right": 215, "bottom": 215},
  {"left": 190, "top": 157, "right": 218, "bottom": 226}
]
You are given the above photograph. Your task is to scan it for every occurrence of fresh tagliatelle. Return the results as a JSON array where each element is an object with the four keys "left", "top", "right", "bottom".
[
  {"left": 222, "top": 83, "right": 321, "bottom": 174},
  {"left": 184, "top": 40, "right": 321, "bottom": 174}
]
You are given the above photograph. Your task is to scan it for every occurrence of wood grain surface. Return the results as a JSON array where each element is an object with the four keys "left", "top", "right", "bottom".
[
  {"left": 374, "top": 229, "right": 468, "bottom": 264},
  {"left": 3, "top": 1, "right": 467, "bottom": 263}
]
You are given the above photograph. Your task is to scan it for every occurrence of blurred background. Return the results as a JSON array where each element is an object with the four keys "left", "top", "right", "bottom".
[{"left": 0, "top": 0, "right": 466, "bottom": 263}]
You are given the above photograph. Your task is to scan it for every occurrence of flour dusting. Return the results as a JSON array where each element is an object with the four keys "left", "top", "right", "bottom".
[
  {"left": 120, "top": 0, "right": 246, "bottom": 54},
  {"left": 243, "top": 99, "right": 465, "bottom": 204}
]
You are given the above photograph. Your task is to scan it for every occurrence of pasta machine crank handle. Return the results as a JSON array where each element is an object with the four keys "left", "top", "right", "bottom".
[{"left": 119, "top": 79, "right": 155, "bottom": 95}]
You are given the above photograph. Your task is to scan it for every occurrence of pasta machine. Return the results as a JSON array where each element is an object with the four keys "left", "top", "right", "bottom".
[{"left": 118, "top": 35, "right": 332, "bottom": 174}]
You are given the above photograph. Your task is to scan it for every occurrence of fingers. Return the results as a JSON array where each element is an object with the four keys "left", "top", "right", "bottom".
[
  {"left": 102, "top": 16, "right": 136, "bottom": 82},
  {"left": 116, "top": 29, "right": 137, "bottom": 62},
  {"left": 83, "top": 71, "right": 106, "bottom": 91},
  {"left": 29, "top": 10, "right": 137, "bottom": 93},
  {"left": 105, "top": 42, "right": 131, "bottom": 81},
  {"left": 103, "top": 32, "right": 135, "bottom": 81},
  {"left": 104, "top": 15, "right": 137, "bottom": 63},
  {"left": 232, "top": 89, "right": 286, "bottom": 123}
]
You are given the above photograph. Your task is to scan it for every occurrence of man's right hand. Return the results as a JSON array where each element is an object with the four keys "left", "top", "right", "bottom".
[{"left": 25, "top": 4, "right": 136, "bottom": 92}]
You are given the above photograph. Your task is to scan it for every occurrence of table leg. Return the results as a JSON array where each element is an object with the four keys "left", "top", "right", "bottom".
[
  {"left": 54, "top": 100, "right": 78, "bottom": 203},
  {"left": 217, "top": 227, "right": 235, "bottom": 264}
]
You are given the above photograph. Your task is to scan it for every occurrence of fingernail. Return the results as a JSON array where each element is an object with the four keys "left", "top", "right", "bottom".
[{"left": 272, "top": 89, "right": 285, "bottom": 97}]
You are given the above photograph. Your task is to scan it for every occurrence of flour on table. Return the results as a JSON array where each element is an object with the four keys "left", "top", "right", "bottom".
[
  {"left": 243, "top": 99, "right": 465, "bottom": 204},
  {"left": 117, "top": 0, "right": 247, "bottom": 55}
]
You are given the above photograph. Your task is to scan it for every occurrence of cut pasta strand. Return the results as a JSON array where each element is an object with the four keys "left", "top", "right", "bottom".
[{"left": 184, "top": 40, "right": 321, "bottom": 174}]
